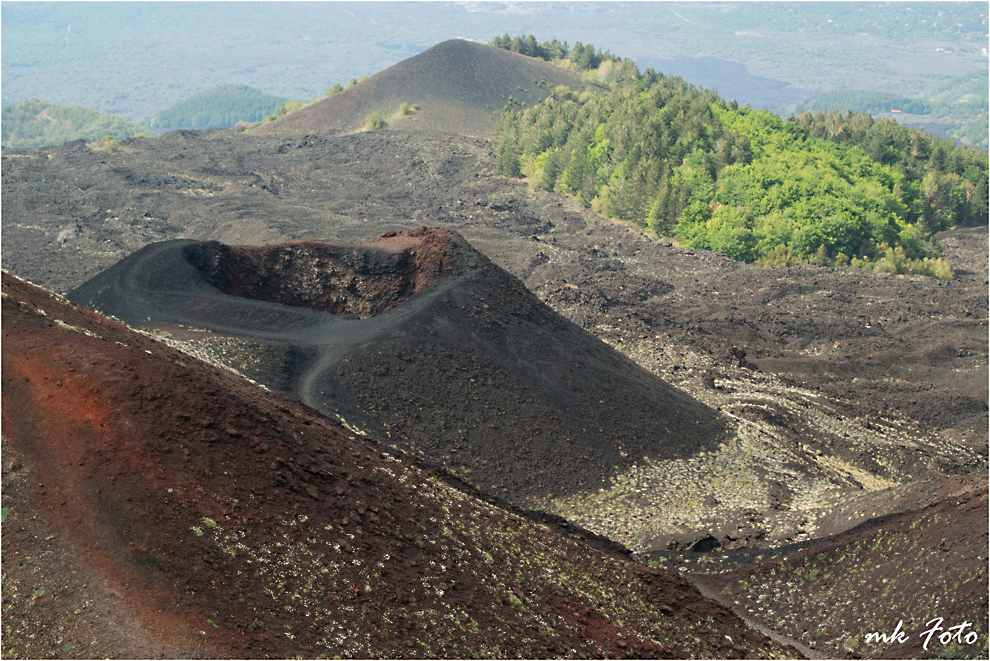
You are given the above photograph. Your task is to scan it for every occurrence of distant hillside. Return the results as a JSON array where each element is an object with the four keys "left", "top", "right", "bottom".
[
  {"left": 924, "top": 70, "right": 989, "bottom": 148},
  {"left": 638, "top": 56, "right": 813, "bottom": 112},
  {"left": 790, "top": 71, "right": 989, "bottom": 149},
  {"left": 795, "top": 89, "right": 931, "bottom": 115},
  {"left": 253, "top": 39, "right": 585, "bottom": 138},
  {"left": 147, "top": 84, "right": 286, "bottom": 130},
  {"left": 1, "top": 98, "right": 150, "bottom": 148}
]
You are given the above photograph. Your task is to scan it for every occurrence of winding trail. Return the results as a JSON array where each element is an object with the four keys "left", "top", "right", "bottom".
[{"left": 688, "top": 575, "right": 824, "bottom": 659}]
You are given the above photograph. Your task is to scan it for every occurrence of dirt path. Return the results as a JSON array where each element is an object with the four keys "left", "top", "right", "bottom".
[{"left": 689, "top": 575, "right": 824, "bottom": 659}]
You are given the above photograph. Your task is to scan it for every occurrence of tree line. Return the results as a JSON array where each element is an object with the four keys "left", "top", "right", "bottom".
[
  {"left": 795, "top": 90, "right": 931, "bottom": 116},
  {"left": 148, "top": 84, "right": 286, "bottom": 129},
  {"left": 490, "top": 34, "right": 623, "bottom": 72},
  {"left": 2, "top": 98, "right": 150, "bottom": 148},
  {"left": 492, "top": 59, "right": 988, "bottom": 278}
]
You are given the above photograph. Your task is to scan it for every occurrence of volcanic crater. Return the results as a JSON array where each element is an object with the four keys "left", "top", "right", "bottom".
[
  {"left": 2, "top": 35, "right": 987, "bottom": 659},
  {"left": 69, "top": 227, "right": 732, "bottom": 506},
  {"left": 183, "top": 227, "right": 455, "bottom": 318}
]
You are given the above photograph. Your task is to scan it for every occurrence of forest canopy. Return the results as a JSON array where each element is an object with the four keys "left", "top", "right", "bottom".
[
  {"left": 490, "top": 34, "right": 623, "bottom": 72},
  {"left": 795, "top": 90, "right": 931, "bottom": 116},
  {"left": 148, "top": 84, "right": 287, "bottom": 129},
  {"left": 1, "top": 99, "right": 151, "bottom": 148},
  {"left": 491, "top": 50, "right": 988, "bottom": 277}
]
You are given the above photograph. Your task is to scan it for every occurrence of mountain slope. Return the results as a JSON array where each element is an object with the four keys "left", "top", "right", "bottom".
[
  {"left": 1, "top": 271, "right": 790, "bottom": 658},
  {"left": 252, "top": 39, "right": 585, "bottom": 138},
  {"left": 690, "top": 474, "right": 988, "bottom": 659},
  {"left": 67, "top": 228, "right": 731, "bottom": 505},
  {"left": 147, "top": 84, "right": 287, "bottom": 130},
  {"left": 3, "top": 122, "right": 985, "bottom": 555}
]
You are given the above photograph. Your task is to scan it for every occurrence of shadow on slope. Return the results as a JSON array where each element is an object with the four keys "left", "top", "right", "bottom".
[
  {"left": 2, "top": 272, "right": 789, "bottom": 659},
  {"left": 68, "top": 228, "right": 731, "bottom": 506},
  {"left": 252, "top": 39, "right": 585, "bottom": 138}
]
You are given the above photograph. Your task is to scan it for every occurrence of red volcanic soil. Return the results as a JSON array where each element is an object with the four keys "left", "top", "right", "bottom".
[
  {"left": 682, "top": 474, "right": 989, "bottom": 659},
  {"left": 1, "top": 272, "right": 791, "bottom": 659},
  {"left": 253, "top": 39, "right": 585, "bottom": 138}
]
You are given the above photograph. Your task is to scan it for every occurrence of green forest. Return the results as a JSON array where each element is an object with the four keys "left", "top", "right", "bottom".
[
  {"left": 795, "top": 90, "right": 931, "bottom": 116},
  {"left": 148, "top": 84, "right": 286, "bottom": 130},
  {"left": 792, "top": 71, "right": 988, "bottom": 150},
  {"left": 490, "top": 34, "right": 623, "bottom": 71},
  {"left": 1, "top": 98, "right": 150, "bottom": 148},
  {"left": 492, "top": 58, "right": 988, "bottom": 278}
]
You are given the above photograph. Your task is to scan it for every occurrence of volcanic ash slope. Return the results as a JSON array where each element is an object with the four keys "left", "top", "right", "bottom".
[
  {"left": 694, "top": 474, "right": 988, "bottom": 659},
  {"left": 68, "top": 227, "right": 731, "bottom": 506},
  {"left": 252, "top": 38, "right": 586, "bottom": 138},
  {"left": 1, "top": 272, "right": 791, "bottom": 659}
]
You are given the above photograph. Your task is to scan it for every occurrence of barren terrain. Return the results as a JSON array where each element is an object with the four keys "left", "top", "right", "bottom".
[
  {"left": 4, "top": 126, "right": 986, "bottom": 550},
  {"left": 3, "top": 272, "right": 792, "bottom": 659},
  {"left": 68, "top": 229, "right": 730, "bottom": 505},
  {"left": 256, "top": 39, "right": 586, "bottom": 138}
]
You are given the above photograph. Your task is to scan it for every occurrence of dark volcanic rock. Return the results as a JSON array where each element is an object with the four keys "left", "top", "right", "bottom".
[
  {"left": 694, "top": 476, "right": 989, "bottom": 659},
  {"left": 69, "top": 228, "right": 731, "bottom": 505},
  {"left": 2, "top": 271, "right": 791, "bottom": 659}
]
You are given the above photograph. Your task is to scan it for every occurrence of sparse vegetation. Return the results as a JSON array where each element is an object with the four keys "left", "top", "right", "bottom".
[
  {"left": 262, "top": 74, "right": 375, "bottom": 125},
  {"left": 90, "top": 134, "right": 120, "bottom": 153},
  {"left": 364, "top": 112, "right": 386, "bottom": 131}
]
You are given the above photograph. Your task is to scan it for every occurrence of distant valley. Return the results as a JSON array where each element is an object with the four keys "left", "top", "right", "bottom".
[{"left": 2, "top": 2, "right": 987, "bottom": 147}]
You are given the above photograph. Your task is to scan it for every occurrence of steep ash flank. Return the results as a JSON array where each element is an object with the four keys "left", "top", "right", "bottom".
[
  {"left": 254, "top": 39, "right": 585, "bottom": 138},
  {"left": 68, "top": 228, "right": 732, "bottom": 505},
  {"left": 679, "top": 477, "right": 988, "bottom": 659},
  {"left": 1, "top": 272, "right": 792, "bottom": 659}
]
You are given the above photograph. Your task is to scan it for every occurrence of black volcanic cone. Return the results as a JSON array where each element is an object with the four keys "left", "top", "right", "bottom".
[
  {"left": 69, "top": 228, "right": 730, "bottom": 504},
  {"left": 253, "top": 38, "right": 585, "bottom": 138}
]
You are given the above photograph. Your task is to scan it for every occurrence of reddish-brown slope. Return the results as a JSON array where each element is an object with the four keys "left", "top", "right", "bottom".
[
  {"left": 253, "top": 39, "right": 585, "bottom": 137},
  {"left": 1, "top": 272, "right": 790, "bottom": 659},
  {"left": 693, "top": 480, "right": 988, "bottom": 659}
]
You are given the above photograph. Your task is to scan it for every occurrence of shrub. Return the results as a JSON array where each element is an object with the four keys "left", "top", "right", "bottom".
[
  {"left": 755, "top": 244, "right": 795, "bottom": 268},
  {"left": 364, "top": 112, "right": 386, "bottom": 131},
  {"left": 100, "top": 135, "right": 119, "bottom": 152},
  {"left": 398, "top": 102, "right": 410, "bottom": 116}
]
